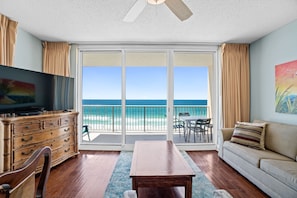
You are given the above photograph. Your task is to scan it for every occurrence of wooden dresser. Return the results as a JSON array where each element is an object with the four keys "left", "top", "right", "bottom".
[{"left": 0, "top": 111, "right": 79, "bottom": 172}]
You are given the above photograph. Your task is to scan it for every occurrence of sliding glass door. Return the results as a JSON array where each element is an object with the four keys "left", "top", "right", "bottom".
[
  {"left": 125, "top": 52, "right": 167, "bottom": 144},
  {"left": 79, "top": 48, "right": 216, "bottom": 147}
]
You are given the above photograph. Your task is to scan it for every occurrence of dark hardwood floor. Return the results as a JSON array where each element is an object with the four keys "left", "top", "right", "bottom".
[
  {"left": 43, "top": 150, "right": 268, "bottom": 198},
  {"left": 187, "top": 151, "right": 269, "bottom": 198}
]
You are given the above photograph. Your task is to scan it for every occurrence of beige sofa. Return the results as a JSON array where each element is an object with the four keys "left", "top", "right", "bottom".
[{"left": 218, "top": 120, "right": 297, "bottom": 198}]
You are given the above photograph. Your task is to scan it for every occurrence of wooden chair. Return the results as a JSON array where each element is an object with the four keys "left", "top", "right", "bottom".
[{"left": 0, "top": 146, "right": 51, "bottom": 198}]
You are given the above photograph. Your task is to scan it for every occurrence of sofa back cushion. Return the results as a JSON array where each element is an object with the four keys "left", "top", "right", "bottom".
[{"left": 254, "top": 120, "right": 297, "bottom": 160}]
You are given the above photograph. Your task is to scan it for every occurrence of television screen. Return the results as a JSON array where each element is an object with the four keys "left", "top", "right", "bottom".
[{"left": 0, "top": 65, "right": 74, "bottom": 115}]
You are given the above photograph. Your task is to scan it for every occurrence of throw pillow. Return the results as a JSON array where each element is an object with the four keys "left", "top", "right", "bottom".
[{"left": 230, "top": 122, "right": 266, "bottom": 150}]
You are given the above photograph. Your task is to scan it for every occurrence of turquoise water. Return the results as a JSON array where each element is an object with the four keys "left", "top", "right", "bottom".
[
  {"left": 83, "top": 99, "right": 207, "bottom": 106},
  {"left": 82, "top": 99, "right": 208, "bottom": 131}
]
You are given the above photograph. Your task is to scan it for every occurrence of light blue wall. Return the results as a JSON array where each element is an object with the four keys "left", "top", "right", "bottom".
[
  {"left": 250, "top": 19, "right": 297, "bottom": 125},
  {"left": 14, "top": 28, "right": 43, "bottom": 72}
]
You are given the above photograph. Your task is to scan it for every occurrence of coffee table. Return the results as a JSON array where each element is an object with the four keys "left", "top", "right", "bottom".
[{"left": 130, "top": 140, "right": 195, "bottom": 198}]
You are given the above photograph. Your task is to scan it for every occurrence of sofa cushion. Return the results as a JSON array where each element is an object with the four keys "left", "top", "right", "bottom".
[
  {"left": 254, "top": 120, "right": 297, "bottom": 160},
  {"left": 230, "top": 122, "right": 266, "bottom": 150},
  {"left": 223, "top": 141, "right": 292, "bottom": 167},
  {"left": 260, "top": 159, "right": 297, "bottom": 191}
]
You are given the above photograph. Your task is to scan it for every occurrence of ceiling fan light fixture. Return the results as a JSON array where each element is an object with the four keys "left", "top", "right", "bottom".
[{"left": 147, "top": 0, "right": 166, "bottom": 5}]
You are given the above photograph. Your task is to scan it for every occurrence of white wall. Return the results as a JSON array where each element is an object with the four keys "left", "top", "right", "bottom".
[{"left": 250, "top": 19, "right": 297, "bottom": 125}]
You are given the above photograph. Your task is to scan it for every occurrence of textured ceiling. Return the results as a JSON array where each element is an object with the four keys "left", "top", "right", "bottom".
[{"left": 1, "top": 0, "right": 297, "bottom": 44}]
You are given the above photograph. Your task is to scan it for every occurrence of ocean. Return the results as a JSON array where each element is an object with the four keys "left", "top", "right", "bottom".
[
  {"left": 82, "top": 99, "right": 208, "bottom": 132},
  {"left": 83, "top": 99, "right": 207, "bottom": 106}
]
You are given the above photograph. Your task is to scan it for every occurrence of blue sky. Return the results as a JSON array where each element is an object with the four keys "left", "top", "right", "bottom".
[{"left": 83, "top": 66, "right": 208, "bottom": 100}]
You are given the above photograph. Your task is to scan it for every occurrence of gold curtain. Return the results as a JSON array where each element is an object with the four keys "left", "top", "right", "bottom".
[
  {"left": 221, "top": 43, "right": 250, "bottom": 128},
  {"left": 42, "top": 41, "right": 70, "bottom": 76},
  {"left": 0, "top": 14, "right": 18, "bottom": 66}
]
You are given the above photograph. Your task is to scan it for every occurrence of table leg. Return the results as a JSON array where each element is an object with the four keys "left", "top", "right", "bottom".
[
  {"left": 186, "top": 121, "right": 191, "bottom": 142},
  {"left": 132, "top": 178, "right": 138, "bottom": 196},
  {"left": 185, "top": 179, "right": 192, "bottom": 198}
]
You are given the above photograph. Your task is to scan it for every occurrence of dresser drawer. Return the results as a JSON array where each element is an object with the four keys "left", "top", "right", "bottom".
[
  {"left": 13, "top": 154, "right": 46, "bottom": 171},
  {"left": 53, "top": 125, "right": 75, "bottom": 137},
  {"left": 49, "top": 134, "right": 75, "bottom": 150},
  {"left": 52, "top": 144, "right": 76, "bottom": 163},
  {"left": 61, "top": 115, "right": 75, "bottom": 127},
  {"left": 43, "top": 118, "right": 60, "bottom": 130},
  {"left": 13, "top": 144, "right": 45, "bottom": 165},
  {"left": 13, "top": 135, "right": 75, "bottom": 170},
  {"left": 13, "top": 131, "right": 54, "bottom": 149},
  {"left": 13, "top": 120, "right": 41, "bottom": 134},
  {"left": 14, "top": 125, "right": 74, "bottom": 148}
]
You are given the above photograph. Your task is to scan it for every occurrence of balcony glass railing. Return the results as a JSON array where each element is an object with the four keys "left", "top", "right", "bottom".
[{"left": 83, "top": 105, "right": 209, "bottom": 133}]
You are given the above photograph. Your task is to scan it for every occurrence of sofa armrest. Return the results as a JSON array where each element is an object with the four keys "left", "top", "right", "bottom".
[
  {"left": 218, "top": 128, "right": 234, "bottom": 158},
  {"left": 221, "top": 128, "right": 234, "bottom": 141}
]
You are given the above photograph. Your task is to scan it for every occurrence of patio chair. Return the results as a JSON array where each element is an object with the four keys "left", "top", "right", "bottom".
[
  {"left": 188, "top": 118, "right": 211, "bottom": 143},
  {"left": 0, "top": 146, "right": 51, "bottom": 198},
  {"left": 173, "top": 112, "right": 190, "bottom": 138},
  {"left": 82, "top": 125, "right": 91, "bottom": 141},
  {"left": 205, "top": 123, "right": 213, "bottom": 142}
]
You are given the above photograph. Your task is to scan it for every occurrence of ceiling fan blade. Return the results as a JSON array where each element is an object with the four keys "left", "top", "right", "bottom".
[
  {"left": 165, "top": 0, "right": 193, "bottom": 21},
  {"left": 123, "top": 0, "right": 147, "bottom": 22}
]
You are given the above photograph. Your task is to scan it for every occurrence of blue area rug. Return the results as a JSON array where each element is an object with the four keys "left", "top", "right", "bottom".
[{"left": 104, "top": 151, "right": 216, "bottom": 198}]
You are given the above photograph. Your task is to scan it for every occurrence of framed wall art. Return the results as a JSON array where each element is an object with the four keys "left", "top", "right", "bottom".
[{"left": 275, "top": 60, "right": 297, "bottom": 114}]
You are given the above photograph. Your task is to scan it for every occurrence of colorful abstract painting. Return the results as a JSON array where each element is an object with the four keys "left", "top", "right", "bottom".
[
  {"left": 0, "top": 79, "right": 35, "bottom": 105},
  {"left": 275, "top": 60, "right": 297, "bottom": 114}
]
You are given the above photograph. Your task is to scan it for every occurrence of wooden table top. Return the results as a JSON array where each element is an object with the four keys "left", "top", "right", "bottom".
[{"left": 130, "top": 140, "right": 195, "bottom": 177}]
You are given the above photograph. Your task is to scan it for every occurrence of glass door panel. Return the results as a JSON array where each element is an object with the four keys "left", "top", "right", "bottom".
[
  {"left": 82, "top": 51, "right": 122, "bottom": 144},
  {"left": 173, "top": 52, "right": 211, "bottom": 144},
  {"left": 125, "top": 52, "right": 167, "bottom": 144}
]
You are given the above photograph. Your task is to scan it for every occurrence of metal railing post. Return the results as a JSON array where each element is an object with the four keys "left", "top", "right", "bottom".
[
  {"left": 144, "top": 106, "right": 146, "bottom": 132},
  {"left": 112, "top": 106, "right": 114, "bottom": 132}
]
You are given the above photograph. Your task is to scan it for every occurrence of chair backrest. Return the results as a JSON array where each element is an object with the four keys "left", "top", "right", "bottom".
[
  {"left": 178, "top": 112, "right": 190, "bottom": 117},
  {"left": 0, "top": 147, "right": 51, "bottom": 198},
  {"left": 82, "top": 125, "right": 89, "bottom": 133},
  {"left": 196, "top": 118, "right": 211, "bottom": 125}
]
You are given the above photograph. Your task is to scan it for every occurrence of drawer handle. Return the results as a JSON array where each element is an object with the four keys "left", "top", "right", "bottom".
[
  {"left": 64, "top": 120, "right": 69, "bottom": 123},
  {"left": 21, "top": 136, "right": 33, "bottom": 142},
  {"left": 22, "top": 149, "right": 34, "bottom": 156},
  {"left": 64, "top": 138, "right": 70, "bottom": 142},
  {"left": 64, "top": 148, "right": 70, "bottom": 152},
  {"left": 64, "top": 128, "right": 70, "bottom": 132},
  {"left": 25, "top": 126, "right": 30, "bottom": 129}
]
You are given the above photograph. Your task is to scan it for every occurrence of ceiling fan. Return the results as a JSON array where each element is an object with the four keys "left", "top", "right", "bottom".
[{"left": 123, "top": 0, "right": 193, "bottom": 22}]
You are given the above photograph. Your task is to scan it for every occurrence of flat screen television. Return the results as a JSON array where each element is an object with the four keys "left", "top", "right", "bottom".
[{"left": 0, "top": 64, "right": 74, "bottom": 115}]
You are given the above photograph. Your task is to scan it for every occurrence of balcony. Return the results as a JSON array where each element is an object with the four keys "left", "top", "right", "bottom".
[
  {"left": 82, "top": 105, "right": 209, "bottom": 133},
  {"left": 83, "top": 105, "right": 209, "bottom": 143}
]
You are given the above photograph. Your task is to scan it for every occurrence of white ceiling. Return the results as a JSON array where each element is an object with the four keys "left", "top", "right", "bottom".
[{"left": 1, "top": 0, "right": 297, "bottom": 44}]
